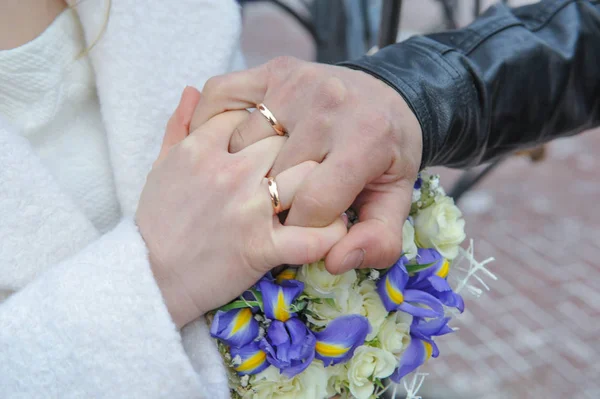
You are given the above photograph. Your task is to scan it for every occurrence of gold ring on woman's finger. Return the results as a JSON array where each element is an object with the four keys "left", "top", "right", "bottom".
[{"left": 267, "top": 177, "right": 283, "bottom": 214}]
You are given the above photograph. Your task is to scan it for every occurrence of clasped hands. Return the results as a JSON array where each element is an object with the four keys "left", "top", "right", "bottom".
[{"left": 136, "top": 58, "right": 423, "bottom": 328}]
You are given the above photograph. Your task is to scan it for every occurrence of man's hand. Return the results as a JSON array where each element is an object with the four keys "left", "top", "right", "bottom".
[{"left": 191, "top": 57, "right": 423, "bottom": 274}]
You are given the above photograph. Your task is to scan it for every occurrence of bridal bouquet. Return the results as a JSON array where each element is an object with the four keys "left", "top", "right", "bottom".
[{"left": 208, "top": 172, "right": 495, "bottom": 399}]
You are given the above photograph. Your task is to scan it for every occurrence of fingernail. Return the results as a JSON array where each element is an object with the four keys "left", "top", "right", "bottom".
[
  {"left": 341, "top": 212, "right": 349, "bottom": 227},
  {"left": 342, "top": 249, "right": 365, "bottom": 271}
]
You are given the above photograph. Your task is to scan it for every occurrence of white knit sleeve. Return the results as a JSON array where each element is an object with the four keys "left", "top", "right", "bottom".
[
  {"left": 0, "top": 117, "right": 228, "bottom": 398},
  {"left": 0, "top": 217, "right": 229, "bottom": 399}
]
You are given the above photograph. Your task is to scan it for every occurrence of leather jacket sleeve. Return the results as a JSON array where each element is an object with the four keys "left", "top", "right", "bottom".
[{"left": 339, "top": 0, "right": 600, "bottom": 169}]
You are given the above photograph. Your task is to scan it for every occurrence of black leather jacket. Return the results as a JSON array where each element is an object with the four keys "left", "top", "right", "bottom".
[{"left": 340, "top": 0, "right": 600, "bottom": 169}]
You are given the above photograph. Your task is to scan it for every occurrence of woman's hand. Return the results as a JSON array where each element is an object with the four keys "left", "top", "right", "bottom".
[{"left": 136, "top": 88, "right": 347, "bottom": 328}]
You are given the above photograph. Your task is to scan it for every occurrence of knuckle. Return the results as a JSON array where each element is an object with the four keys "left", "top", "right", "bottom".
[
  {"left": 216, "top": 156, "right": 251, "bottom": 187},
  {"left": 311, "top": 111, "right": 333, "bottom": 132},
  {"left": 295, "top": 64, "right": 320, "bottom": 85},
  {"left": 304, "top": 232, "right": 323, "bottom": 263},
  {"left": 175, "top": 138, "right": 203, "bottom": 167},
  {"left": 383, "top": 240, "right": 403, "bottom": 268},
  {"left": 202, "top": 75, "right": 226, "bottom": 95},
  {"left": 267, "top": 56, "right": 298, "bottom": 75},
  {"left": 316, "top": 77, "right": 348, "bottom": 110}
]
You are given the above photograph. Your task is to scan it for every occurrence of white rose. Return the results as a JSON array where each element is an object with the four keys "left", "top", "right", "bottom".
[
  {"left": 298, "top": 260, "right": 357, "bottom": 298},
  {"left": 247, "top": 363, "right": 328, "bottom": 399},
  {"left": 414, "top": 196, "right": 466, "bottom": 259},
  {"left": 347, "top": 346, "right": 397, "bottom": 399},
  {"left": 306, "top": 285, "right": 362, "bottom": 328},
  {"left": 377, "top": 312, "right": 412, "bottom": 356},
  {"left": 358, "top": 281, "right": 388, "bottom": 341},
  {"left": 325, "top": 363, "right": 348, "bottom": 398},
  {"left": 402, "top": 219, "right": 418, "bottom": 260}
]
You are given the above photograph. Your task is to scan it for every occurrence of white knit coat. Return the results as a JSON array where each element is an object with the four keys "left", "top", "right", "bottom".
[{"left": 0, "top": 1, "right": 243, "bottom": 397}]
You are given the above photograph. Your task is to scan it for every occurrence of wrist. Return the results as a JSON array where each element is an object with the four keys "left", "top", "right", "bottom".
[
  {"left": 376, "top": 73, "right": 423, "bottom": 174},
  {"left": 149, "top": 253, "right": 203, "bottom": 329},
  {"left": 135, "top": 217, "right": 203, "bottom": 329}
]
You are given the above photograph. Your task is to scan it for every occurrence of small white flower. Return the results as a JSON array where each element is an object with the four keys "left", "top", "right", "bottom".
[
  {"left": 256, "top": 327, "right": 266, "bottom": 340},
  {"left": 347, "top": 346, "right": 397, "bottom": 399},
  {"left": 297, "top": 260, "right": 357, "bottom": 298},
  {"left": 412, "top": 189, "right": 422, "bottom": 203},
  {"left": 232, "top": 355, "right": 242, "bottom": 367},
  {"left": 240, "top": 375, "right": 250, "bottom": 388},
  {"left": 429, "top": 175, "right": 440, "bottom": 190},
  {"left": 414, "top": 196, "right": 466, "bottom": 259},
  {"left": 254, "top": 314, "right": 264, "bottom": 322},
  {"left": 368, "top": 269, "right": 380, "bottom": 280},
  {"left": 402, "top": 219, "right": 418, "bottom": 260}
]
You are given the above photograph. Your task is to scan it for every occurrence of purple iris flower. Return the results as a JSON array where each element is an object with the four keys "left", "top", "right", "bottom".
[
  {"left": 414, "top": 176, "right": 422, "bottom": 190},
  {"left": 239, "top": 272, "right": 276, "bottom": 306},
  {"left": 210, "top": 308, "right": 259, "bottom": 348},
  {"left": 258, "top": 278, "right": 304, "bottom": 322},
  {"left": 229, "top": 341, "right": 269, "bottom": 375},
  {"left": 390, "top": 317, "right": 453, "bottom": 382},
  {"left": 410, "top": 248, "right": 446, "bottom": 282},
  {"left": 411, "top": 316, "right": 454, "bottom": 339},
  {"left": 376, "top": 257, "right": 444, "bottom": 318},
  {"left": 407, "top": 248, "right": 464, "bottom": 313},
  {"left": 390, "top": 335, "right": 436, "bottom": 382},
  {"left": 258, "top": 318, "right": 316, "bottom": 377},
  {"left": 313, "top": 315, "right": 371, "bottom": 366}
]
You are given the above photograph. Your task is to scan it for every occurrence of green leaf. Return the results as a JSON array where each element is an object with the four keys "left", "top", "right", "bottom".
[
  {"left": 249, "top": 289, "right": 262, "bottom": 302},
  {"left": 406, "top": 261, "right": 435, "bottom": 275},
  {"left": 303, "top": 309, "right": 324, "bottom": 320},
  {"left": 290, "top": 300, "right": 307, "bottom": 313},
  {"left": 218, "top": 300, "right": 260, "bottom": 312},
  {"left": 249, "top": 289, "right": 264, "bottom": 311}
]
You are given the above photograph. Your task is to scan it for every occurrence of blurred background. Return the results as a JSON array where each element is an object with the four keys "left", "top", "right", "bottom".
[{"left": 239, "top": 0, "right": 600, "bottom": 398}]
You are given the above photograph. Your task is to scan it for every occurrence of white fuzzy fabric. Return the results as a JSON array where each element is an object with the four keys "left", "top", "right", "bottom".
[
  {"left": 0, "top": 10, "right": 121, "bottom": 234},
  {"left": 75, "top": 0, "right": 244, "bottom": 215},
  {"left": 0, "top": 219, "right": 206, "bottom": 398},
  {"left": 0, "top": 1, "right": 243, "bottom": 397}
]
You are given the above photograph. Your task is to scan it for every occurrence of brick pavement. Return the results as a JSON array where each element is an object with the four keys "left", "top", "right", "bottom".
[
  {"left": 240, "top": 2, "right": 600, "bottom": 398},
  {"left": 421, "top": 131, "right": 600, "bottom": 399}
]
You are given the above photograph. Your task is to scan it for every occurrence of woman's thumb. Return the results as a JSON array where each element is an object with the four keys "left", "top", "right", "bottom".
[{"left": 155, "top": 86, "right": 201, "bottom": 164}]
